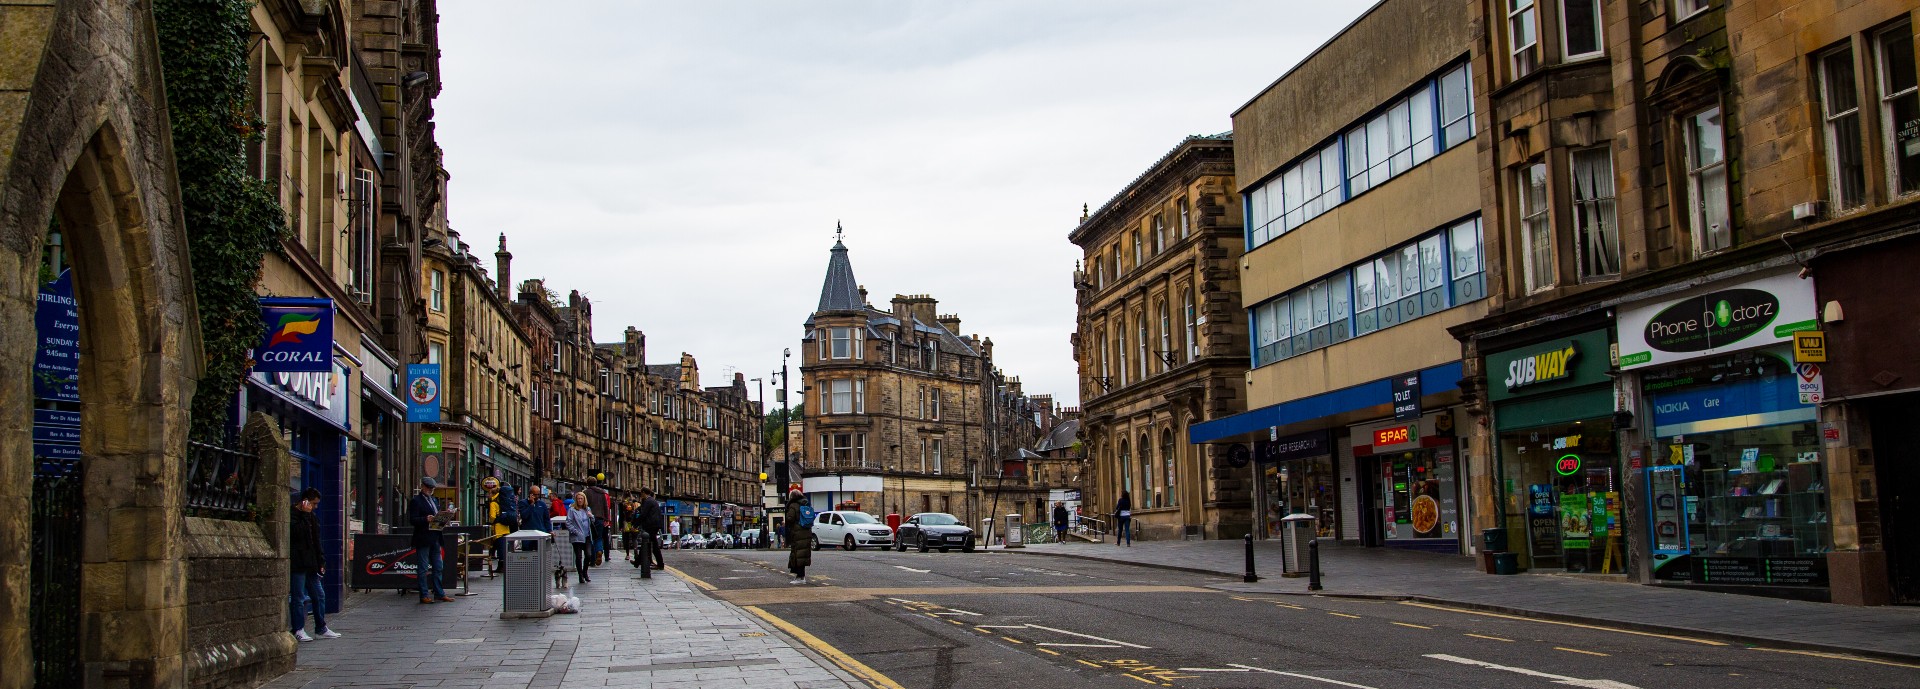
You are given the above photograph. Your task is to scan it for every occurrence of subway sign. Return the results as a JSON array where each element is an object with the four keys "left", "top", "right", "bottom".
[
  {"left": 1617, "top": 272, "right": 1817, "bottom": 370},
  {"left": 1505, "top": 342, "right": 1579, "bottom": 391}
]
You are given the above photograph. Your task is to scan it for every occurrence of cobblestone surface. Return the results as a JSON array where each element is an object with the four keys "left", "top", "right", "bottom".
[{"left": 260, "top": 561, "right": 860, "bottom": 688}]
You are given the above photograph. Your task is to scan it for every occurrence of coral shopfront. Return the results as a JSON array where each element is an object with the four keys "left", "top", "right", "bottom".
[
  {"left": 1618, "top": 270, "right": 1830, "bottom": 596},
  {"left": 1485, "top": 328, "right": 1622, "bottom": 573}
]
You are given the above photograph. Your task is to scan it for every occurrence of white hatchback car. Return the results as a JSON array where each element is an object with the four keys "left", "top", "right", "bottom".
[{"left": 811, "top": 511, "right": 893, "bottom": 551}]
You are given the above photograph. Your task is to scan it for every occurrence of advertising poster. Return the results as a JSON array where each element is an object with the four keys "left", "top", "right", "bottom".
[
  {"left": 1617, "top": 271, "right": 1817, "bottom": 370},
  {"left": 406, "top": 363, "right": 442, "bottom": 423},
  {"left": 1559, "top": 493, "right": 1592, "bottom": 550}
]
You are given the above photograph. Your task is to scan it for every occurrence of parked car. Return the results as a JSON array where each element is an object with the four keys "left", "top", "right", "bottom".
[
  {"left": 738, "top": 528, "right": 762, "bottom": 548},
  {"left": 894, "top": 512, "right": 976, "bottom": 553},
  {"left": 706, "top": 533, "right": 734, "bottom": 549},
  {"left": 811, "top": 511, "right": 893, "bottom": 551},
  {"left": 677, "top": 533, "right": 708, "bottom": 550}
]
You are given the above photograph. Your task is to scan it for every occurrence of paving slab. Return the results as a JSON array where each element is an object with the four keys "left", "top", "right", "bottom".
[{"left": 259, "top": 561, "right": 862, "bottom": 689}]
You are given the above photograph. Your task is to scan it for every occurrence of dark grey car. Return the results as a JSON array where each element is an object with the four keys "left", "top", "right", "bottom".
[{"left": 894, "top": 512, "right": 975, "bottom": 552}]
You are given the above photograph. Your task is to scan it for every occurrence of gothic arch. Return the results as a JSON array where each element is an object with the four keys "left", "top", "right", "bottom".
[{"left": 0, "top": 2, "right": 203, "bottom": 685}]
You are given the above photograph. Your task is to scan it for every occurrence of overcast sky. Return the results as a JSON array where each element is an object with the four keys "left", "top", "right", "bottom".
[{"left": 435, "top": 1, "right": 1371, "bottom": 407}]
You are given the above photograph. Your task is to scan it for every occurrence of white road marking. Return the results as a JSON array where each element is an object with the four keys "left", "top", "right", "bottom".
[
  {"left": 932, "top": 611, "right": 981, "bottom": 616},
  {"left": 894, "top": 565, "right": 932, "bottom": 573},
  {"left": 972, "top": 625, "right": 1028, "bottom": 629},
  {"left": 1035, "top": 643, "right": 1122, "bottom": 648},
  {"left": 1226, "top": 664, "right": 1381, "bottom": 688},
  {"left": 1423, "top": 653, "right": 1643, "bottom": 689},
  {"left": 1176, "top": 667, "right": 1252, "bottom": 672},
  {"left": 1024, "top": 624, "right": 1151, "bottom": 649},
  {"left": 435, "top": 638, "right": 484, "bottom": 644}
]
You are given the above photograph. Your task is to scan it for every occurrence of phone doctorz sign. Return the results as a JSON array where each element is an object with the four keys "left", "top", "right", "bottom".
[{"left": 1617, "top": 271, "right": 1818, "bottom": 370}]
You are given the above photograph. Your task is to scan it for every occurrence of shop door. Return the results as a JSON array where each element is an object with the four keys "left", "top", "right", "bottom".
[
  {"left": 1871, "top": 395, "right": 1920, "bottom": 604},
  {"left": 1356, "top": 456, "right": 1385, "bottom": 547}
]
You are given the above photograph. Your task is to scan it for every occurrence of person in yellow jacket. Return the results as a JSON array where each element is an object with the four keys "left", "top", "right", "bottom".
[{"left": 483, "top": 477, "right": 520, "bottom": 573}]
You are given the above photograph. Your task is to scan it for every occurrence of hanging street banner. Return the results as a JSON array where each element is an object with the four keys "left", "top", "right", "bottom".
[
  {"left": 254, "top": 297, "right": 335, "bottom": 373},
  {"left": 406, "top": 363, "right": 442, "bottom": 423}
]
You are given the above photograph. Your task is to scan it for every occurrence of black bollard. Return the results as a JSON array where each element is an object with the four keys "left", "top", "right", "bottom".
[
  {"left": 1243, "top": 533, "right": 1259, "bottom": 583},
  {"left": 1307, "top": 538, "right": 1323, "bottom": 591}
]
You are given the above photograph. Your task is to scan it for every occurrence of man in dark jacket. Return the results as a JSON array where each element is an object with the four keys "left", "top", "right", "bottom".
[
  {"left": 633, "top": 488, "right": 666, "bottom": 576},
  {"left": 524, "top": 485, "right": 551, "bottom": 533},
  {"left": 1052, "top": 501, "right": 1071, "bottom": 543},
  {"left": 289, "top": 488, "right": 337, "bottom": 640},
  {"left": 407, "top": 477, "right": 452, "bottom": 604}
]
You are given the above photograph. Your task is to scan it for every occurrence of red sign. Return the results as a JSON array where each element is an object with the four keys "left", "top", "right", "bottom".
[{"left": 1373, "top": 425, "right": 1414, "bottom": 447}]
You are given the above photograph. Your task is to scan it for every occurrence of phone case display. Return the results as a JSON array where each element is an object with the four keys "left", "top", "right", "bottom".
[{"left": 1647, "top": 422, "right": 1831, "bottom": 587}]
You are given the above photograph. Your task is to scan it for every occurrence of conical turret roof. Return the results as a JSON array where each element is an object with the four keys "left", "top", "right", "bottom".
[{"left": 816, "top": 239, "right": 862, "bottom": 313}]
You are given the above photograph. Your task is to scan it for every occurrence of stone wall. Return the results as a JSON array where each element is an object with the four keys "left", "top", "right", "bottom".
[{"left": 184, "top": 414, "right": 295, "bottom": 689}]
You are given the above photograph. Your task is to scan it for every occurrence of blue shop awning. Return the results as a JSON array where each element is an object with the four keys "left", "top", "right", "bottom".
[{"left": 1188, "top": 361, "right": 1463, "bottom": 444}]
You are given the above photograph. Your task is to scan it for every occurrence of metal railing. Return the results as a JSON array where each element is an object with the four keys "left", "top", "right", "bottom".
[
  {"left": 1074, "top": 516, "right": 1108, "bottom": 542},
  {"left": 184, "top": 441, "right": 261, "bottom": 520}
]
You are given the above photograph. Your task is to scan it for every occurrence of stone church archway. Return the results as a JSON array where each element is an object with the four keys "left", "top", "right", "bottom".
[{"left": 1, "top": 3, "right": 204, "bottom": 687}]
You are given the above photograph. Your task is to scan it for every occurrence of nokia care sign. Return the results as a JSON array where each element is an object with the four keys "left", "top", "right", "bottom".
[{"left": 1617, "top": 271, "right": 1818, "bottom": 370}]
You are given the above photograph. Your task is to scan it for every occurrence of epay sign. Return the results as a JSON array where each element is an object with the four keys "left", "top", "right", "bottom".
[{"left": 1617, "top": 271, "right": 1817, "bottom": 370}]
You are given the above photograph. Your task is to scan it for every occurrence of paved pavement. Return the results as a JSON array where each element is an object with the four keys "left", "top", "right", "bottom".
[
  {"left": 260, "top": 558, "right": 862, "bottom": 688},
  {"left": 672, "top": 548, "right": 1920, "bottom": 689},
  {"left": 1016, "top": 539, "right": 1920, "bottom": 662}
]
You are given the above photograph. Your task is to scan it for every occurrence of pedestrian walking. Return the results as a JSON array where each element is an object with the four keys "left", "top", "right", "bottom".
[
  {"left": 407, "top": 477, "right": 453, "bottom": 604},
  {"left": 483, "top": 478, "right": 519, "bottom": 573},
  {"left": 1052, "top": 501, "right": 1070, "bottom": 543},
  {"left": 289, "top": 487, "right": 338, "bottom": 641},
  {"left": 784, "top": 485, "right": 812, "bottom": 584},
  {"left": 622, "top": 500, "right": 640, "bottom": 564},
  {"left": 1114, "top": 490, "right": 1133, "bottom": 546},
  {"left": 584, "top": 475, "right": 613, "bottom": 566},
  {"left": 635, "top": 488, "right": 666, "bottom": 577},
  {"left": 567, "top": 492, "right": 594, "bottom": 583}
]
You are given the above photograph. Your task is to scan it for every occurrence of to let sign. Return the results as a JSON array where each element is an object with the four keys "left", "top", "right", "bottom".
[
  {"left": 1391, "top": 373, "right": 1421, "bottom": 421},
  {"left": 1793, "top": 330, "right": 1827, "bottom": 363}
]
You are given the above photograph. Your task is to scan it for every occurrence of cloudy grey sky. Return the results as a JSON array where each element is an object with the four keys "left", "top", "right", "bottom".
[{"left": 436, "top": 1, "right": 1370, "bottom": 406}]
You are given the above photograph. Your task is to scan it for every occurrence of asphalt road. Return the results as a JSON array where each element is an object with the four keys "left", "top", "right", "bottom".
[{"left": 666, "top": 546, "right": 1920, "bottom": 689}]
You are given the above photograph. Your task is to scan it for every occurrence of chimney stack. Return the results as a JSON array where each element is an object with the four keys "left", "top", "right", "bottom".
[{"left": 495, "top": 234, "right": 513, "bottom": 299}]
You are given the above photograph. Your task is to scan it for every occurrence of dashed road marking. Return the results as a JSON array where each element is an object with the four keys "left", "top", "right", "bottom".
[
  {"left": 1037, "top": 643, "right": 1122, "bottom": 648},
  {"left": 1556, "top": 646, "right": 1610, "bottom": 657},
  {"left": 1398, "top": 602, "right": 1725, "bottom": 646},
  {"left": 1746, "top": 647, "right": 1920, "bottom": 669},
  {"left": 1076, "top": 659, "right": 1102, "bottom": 668},
  {"left": 1464, "top": 633, "right": 1513, "bottom": 642},
  {"left": 1424, "top": 653, "right": 1643, "bottom": 689},
  {"left": 1227, "top": 663, "right": 1383, "bottom": 688},
  {"left": 1001, "top": 636, "right": 1024, "bottom": 644},
  {"left": 1392, "top": 622, "right": 1433, "bottom": 630},
  {"left": 1328, "top": 612, "right": 1362, "bottom": 619},
  {"left": 1036, "top": 647, "right": 1061, "bottom": 656}
]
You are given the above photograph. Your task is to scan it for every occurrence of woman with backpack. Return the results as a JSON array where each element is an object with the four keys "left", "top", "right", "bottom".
[{"left": 784, "top": 485, "right": 812, "bottom": 584}]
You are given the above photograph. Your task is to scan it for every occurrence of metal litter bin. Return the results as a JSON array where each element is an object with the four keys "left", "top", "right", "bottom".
[
  {"left": 1281, "top": 513, "right": 1317, "bottom": 577},
  {"left": 501, "top": 529, "right": 554, "bottom": 618},
  {"left": 1004, "top": 514, "right": 1025, "bottom": 549}
]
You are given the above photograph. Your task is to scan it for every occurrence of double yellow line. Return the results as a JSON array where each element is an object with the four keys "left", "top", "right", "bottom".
[{"left": 672, "top": 567, "right": 907, "bottom": 689}]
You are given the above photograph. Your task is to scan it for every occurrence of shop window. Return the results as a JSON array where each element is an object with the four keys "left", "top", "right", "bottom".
[
  {"left": 1518, "top": 162, "right": 1554, "bottom": 292},
  {"left": 1877, "top": 23, "right": 1920, "bottom": 196},
  {"left": 1818, "top": 44, "right": 1868, "bottom": 212},
  {"left": 1684, "top": 106, "right": 1732, "bottom": 254},
  {"left": 1500, "top": 419, "right": 1620, "bottom": 572}
]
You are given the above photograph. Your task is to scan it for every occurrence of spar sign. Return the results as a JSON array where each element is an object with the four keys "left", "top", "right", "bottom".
[
  {"left": 254, "top": 297, "right": 334, "bottom": 373},
  {"left": 1617, "top": 271, "right": 1817, "bottom": 370}
]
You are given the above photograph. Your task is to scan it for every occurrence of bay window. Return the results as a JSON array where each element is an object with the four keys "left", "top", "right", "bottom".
[
  {"left": 1519, "top": 162, "right": 1554, "bottom": 292},
  {"left": 1684, "top": 106, "right": 1732, "bottom": 253},
  {"left": 1561, "top": 0, "right": 1603, "bottom": 61},
  {"left": 1878, "top": 24, "right": 1920, "bottom": 196},
  {"left": 1571, "top": 147, "right": 1620, "bottom": 279},
  {"left": 1819, "top": 45, "right": 1867, "bottom": 211}
]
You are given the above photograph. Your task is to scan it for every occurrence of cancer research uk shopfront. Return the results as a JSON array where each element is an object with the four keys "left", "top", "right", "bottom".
[{"left": 1616, "top": 270, "right": 1833, "bottom": 599}]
